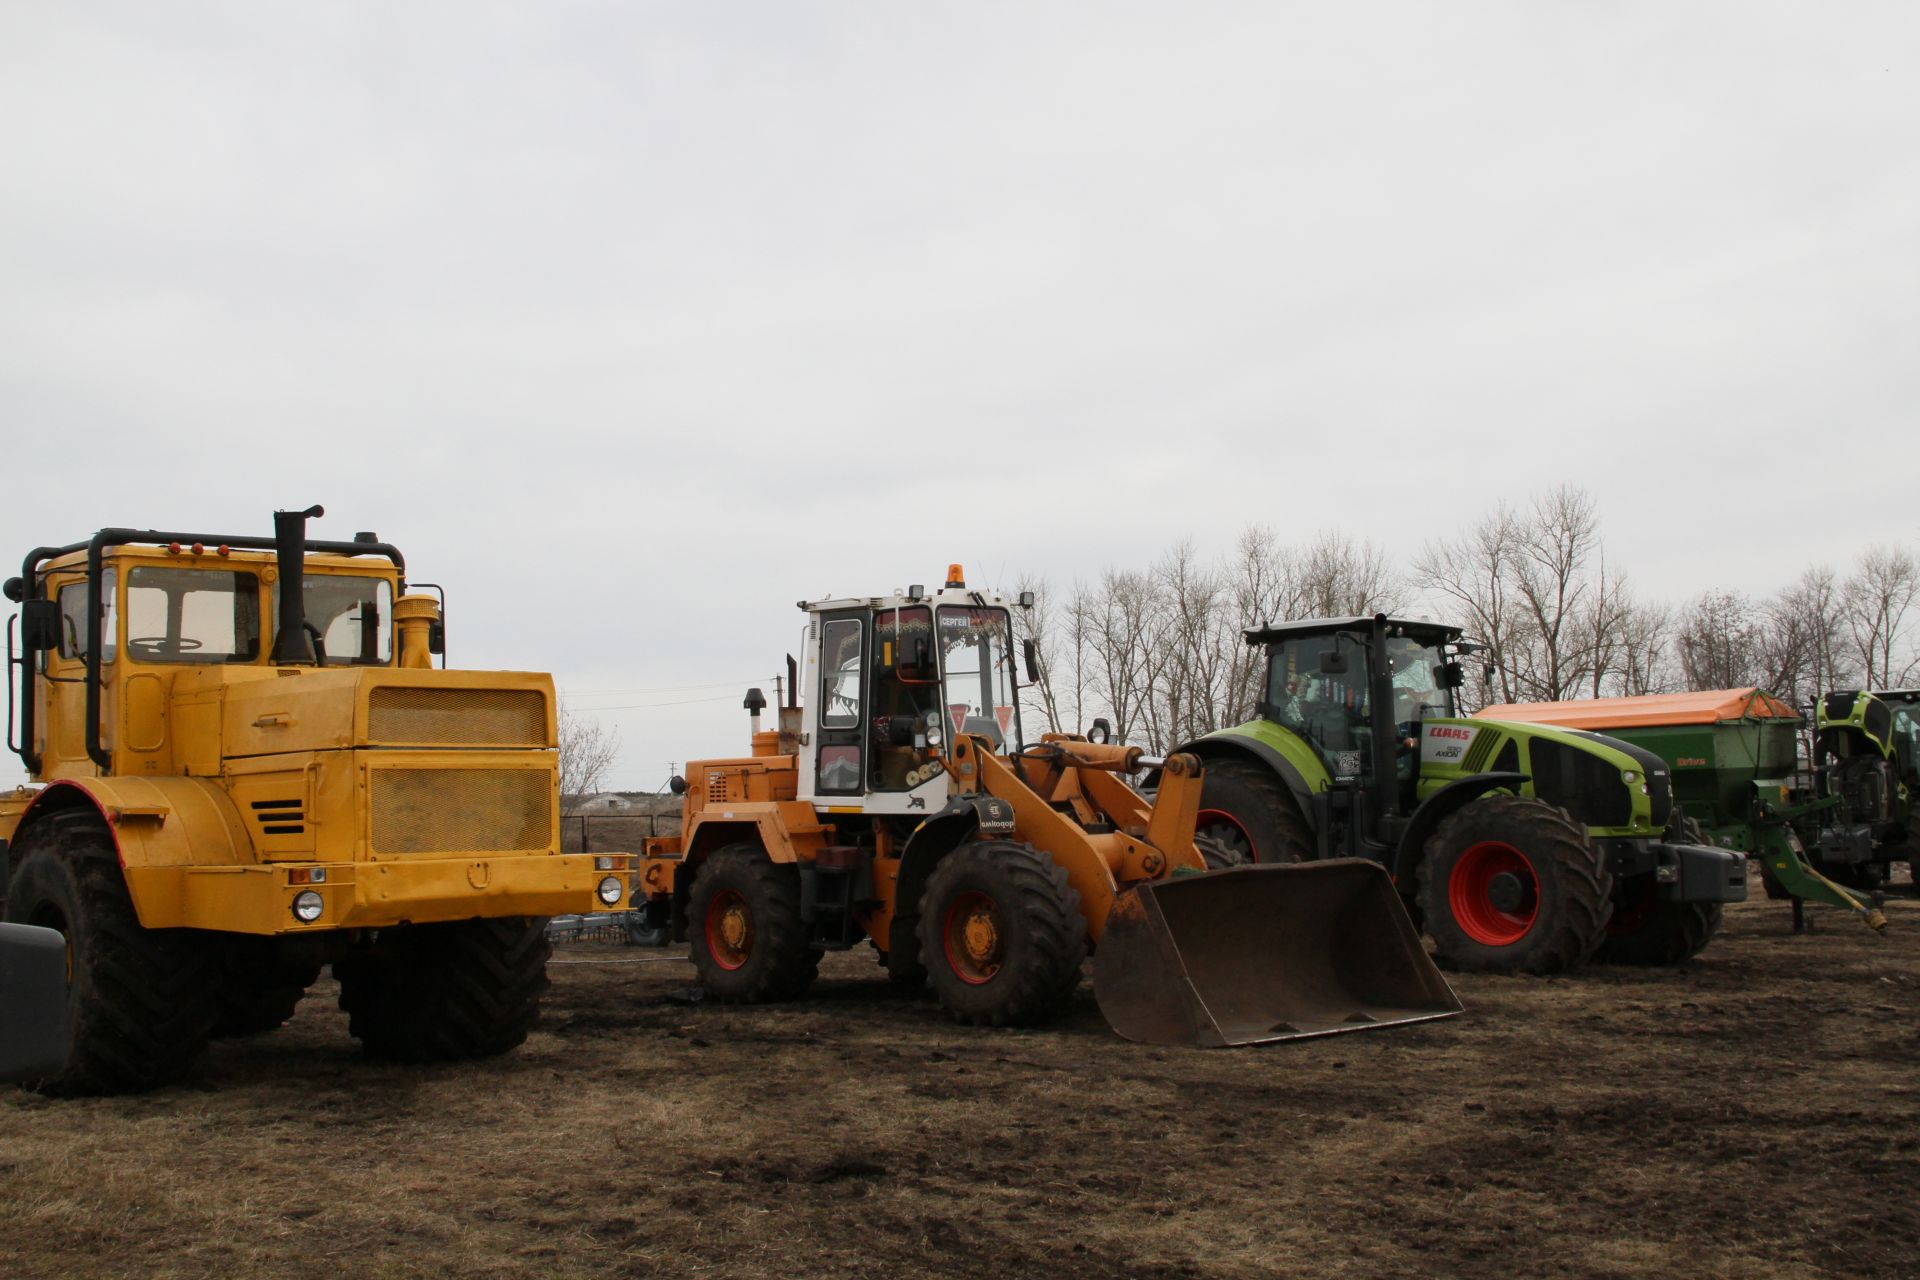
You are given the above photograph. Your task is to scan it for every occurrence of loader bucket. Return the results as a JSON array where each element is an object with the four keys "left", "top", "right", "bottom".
[{"left": 1092, "top": 859, "right": 1461, "bottom": 1047}]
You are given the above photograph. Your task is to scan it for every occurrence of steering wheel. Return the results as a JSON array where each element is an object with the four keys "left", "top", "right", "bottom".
[{"left": 127, "top": 635, "right": 202, "bottom": 658}]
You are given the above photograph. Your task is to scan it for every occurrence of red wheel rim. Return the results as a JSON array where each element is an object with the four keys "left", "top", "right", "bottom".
[
  {"left": 942, "top": 890, "right": 1003, "bottom": 985},
  {"left": 1447, "top": 840, "right": 1539, "bottom": 946},
  {"left": 1196, "top": 809, "right": 1259, "bottom": 864},
  {"left": 705, "top": 888, "right": 752, "bottom": 970}
]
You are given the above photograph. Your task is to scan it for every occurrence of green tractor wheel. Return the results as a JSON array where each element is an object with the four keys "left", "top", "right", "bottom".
[
  {"left": 1593, "top": 815, "right": 1723, "bottom": 966},
  {"left": 1194, "top": 758, "right": 1313, "bottom": 865},
  {"left": 1419, "top": 795, "right": 1612, "bottom": 975}
]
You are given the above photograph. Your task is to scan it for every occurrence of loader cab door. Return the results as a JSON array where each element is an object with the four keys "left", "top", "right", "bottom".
[{"left": 814, "top": 612, "right": 866, "bottom": 796}]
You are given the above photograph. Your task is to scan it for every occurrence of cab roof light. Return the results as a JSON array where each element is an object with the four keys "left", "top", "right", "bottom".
[{"left": 946, "top": 563, "right": 965, "bottom": 588}]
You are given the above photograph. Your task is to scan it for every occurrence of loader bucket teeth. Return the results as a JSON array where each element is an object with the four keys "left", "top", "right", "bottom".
[{"left": 1092, "top": 860, "right": 1462, "bottom": 1047}]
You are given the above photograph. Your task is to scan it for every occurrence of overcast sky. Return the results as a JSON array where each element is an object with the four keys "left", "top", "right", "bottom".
[{"left": 2, "top": 3, "right": 1916, "bottom": 789}]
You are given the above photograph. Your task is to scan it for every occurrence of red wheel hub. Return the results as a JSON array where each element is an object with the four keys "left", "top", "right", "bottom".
[
  {"left": 941, "top": 890, "right": 1003, "bottom": 985},
  {"left": 1447, "top": 840, "right": 1540, "bottom": 946},
  {"left": 1196, "top": 809, "right": 1258, "bottom": 863},
  {"left": 704, "top": 888, "right": 752, "bottom": 970}
]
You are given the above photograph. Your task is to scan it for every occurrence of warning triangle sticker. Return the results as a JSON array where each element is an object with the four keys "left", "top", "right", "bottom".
[
  {"left": 949, "top": 704, "right": 970, "bottom": 737},
  {"left": 994, "top": 705, "right": 1013, "bottom": 735}
]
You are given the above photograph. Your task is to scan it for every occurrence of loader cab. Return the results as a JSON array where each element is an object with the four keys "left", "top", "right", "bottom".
[{"left": 798, "top": 576, "right": 1024, "bottom": 813}]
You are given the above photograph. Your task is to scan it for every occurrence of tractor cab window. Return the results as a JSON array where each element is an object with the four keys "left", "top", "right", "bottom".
[
  {"left": 124, "top": 567, "right": 261, "bottom": 664},
  {"left": 937, "top": 606, "right": 1019, "bottom": 752},
  {"left": 1265, "top": 633, "right": 1369, "bottom": 778},
  {"left": 56, "top": 572, "right": 116, "bottom": 663},
  {"left": 1385, "top": 636, "right": 1453, "bottom": 727},
  {"left": 273, "top": 575, "right": 394, "bottom": 665}
]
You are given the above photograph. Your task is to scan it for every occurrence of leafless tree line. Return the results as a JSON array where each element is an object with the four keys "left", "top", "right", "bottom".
[{"left": 1016, "top": 486, "right": 1920, "bottom": 748}]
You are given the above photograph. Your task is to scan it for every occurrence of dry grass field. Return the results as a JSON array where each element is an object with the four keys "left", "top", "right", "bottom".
[{"left": 5, "top": 880, "right": 1920, "bottom": 1280}]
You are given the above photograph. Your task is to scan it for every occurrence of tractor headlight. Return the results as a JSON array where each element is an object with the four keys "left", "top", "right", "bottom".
[
  {"left": 1622, "top": 770, "right": 1638, "bottom": 784},
  {"left": 291, "top": 890, "right": 324, "bottom": 923},
  {"left": 596, "top": 876, "right": 624, "bottom": 906}
]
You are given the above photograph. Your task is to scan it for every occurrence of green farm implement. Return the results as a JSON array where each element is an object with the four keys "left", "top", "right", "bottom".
[
  {"left": 1481, "top": 689, "right": 1887, "bottom": 933},
  {"left": 1805, "top": 689, "right": 1920, "bottom": 894}
]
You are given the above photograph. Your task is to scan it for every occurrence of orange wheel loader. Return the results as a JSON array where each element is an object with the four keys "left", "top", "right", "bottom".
[{"left": 634, "top": 567, "right": 1459, "bottom": 1045}]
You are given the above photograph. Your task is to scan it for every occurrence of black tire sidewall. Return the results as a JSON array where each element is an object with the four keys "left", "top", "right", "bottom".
[
  {"left": 1195, "top": 758, "right": 1310, "bottom": 865},
  {"left": 919, "top": 841, "right": 1084, "bottom": 1024},
  {"left": 2, "top": 847, "right": 84, "bottom": 1042},
  {"left": 686, "top": 846, "right": 811, "bottom": 1001}
]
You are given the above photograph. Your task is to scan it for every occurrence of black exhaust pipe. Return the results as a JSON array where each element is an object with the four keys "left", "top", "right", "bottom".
[{"left": 269, "top": 504, "right": 324, "bottom": 665}]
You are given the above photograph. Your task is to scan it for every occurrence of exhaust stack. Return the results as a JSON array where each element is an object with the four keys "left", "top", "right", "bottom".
[{"left": 269, "top": 504, "right": 325, "bottom": 665}]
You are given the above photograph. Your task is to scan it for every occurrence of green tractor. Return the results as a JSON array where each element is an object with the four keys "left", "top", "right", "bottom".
[
  {"left": 1172, "top": 615, "right": 1748, "bottom": 974},
  {"left": 1804, "top": 689, "right": 1920, "bottom": 892}
]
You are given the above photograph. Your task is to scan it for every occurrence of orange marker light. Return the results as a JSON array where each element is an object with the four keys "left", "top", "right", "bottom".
[{"left": 946, "top": 563, "right": 965, "bottom": 588}]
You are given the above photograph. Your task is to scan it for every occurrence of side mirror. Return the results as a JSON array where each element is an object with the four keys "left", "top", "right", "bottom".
[
  {"left": 668, "top": 774, "right": 688, "bottom": 796},
  {"left": 20, "top": 598, "right": 59, "bottom": 653},
  {"left": 427, "top": 620, "right": 445, "bottom": 655},
  {"left": 1023, "top": 638, "right": 1040, "bottom": 684},
  {"left": 1441, "top": 661, "right": 1464, "bottom": 690},
  {"left": 1317, "top": 649, "right": 1349, "bottom": 675}
]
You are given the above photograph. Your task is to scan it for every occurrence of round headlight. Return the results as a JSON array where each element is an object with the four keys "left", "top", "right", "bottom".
[
  {"left": 596, "top": 876, "right": 624, "bottom": 906},
  {"left": 292, "top": 890, "right": 324, "bottom": 923},
  {"left": 1622, "top": 770, "right": 1638, "bottom": 784}
]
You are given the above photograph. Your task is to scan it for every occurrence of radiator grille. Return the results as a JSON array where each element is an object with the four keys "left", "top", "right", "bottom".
[
  {"left": 371, "top": 768, "right": 553, "bottom": 855},
  {"left": 368, "top": 687, "right": 547, "bottom": 747},
  {"left": 1459, "top": 729, "right": 1497, "bottom": 775}
]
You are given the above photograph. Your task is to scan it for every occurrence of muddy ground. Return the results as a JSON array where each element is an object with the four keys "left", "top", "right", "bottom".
[{"left": 5, "top": 882, "right": 1920, "bottom": 1280}]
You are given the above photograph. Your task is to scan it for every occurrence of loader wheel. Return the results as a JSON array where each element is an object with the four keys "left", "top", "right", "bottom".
[
  {"left": 1419, "top": 795, "right": 1612, "bottom": 975},
  {"left": 919, "top": 840, "right": 1086, "bottom": 1027},
  {"left": 335, "top": 917, "right": 551, "bottom": 1062},
  {"left": 687, "top": 844, "right": 819, "bottom": 1002},
  {"left": 2, "top": 809, "right": 219, "bottom": 1094},
  {"left": 1195, "top": 758, "right": 1313, "bottom": 865}
]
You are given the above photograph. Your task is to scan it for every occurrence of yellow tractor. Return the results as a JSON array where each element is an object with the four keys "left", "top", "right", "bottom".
[
  {"left": 634, "top": 567, "right": 1458, "bottom": 1045},
  {"left": 0, "top": 506, "right": 634, "bottom": 1093}
]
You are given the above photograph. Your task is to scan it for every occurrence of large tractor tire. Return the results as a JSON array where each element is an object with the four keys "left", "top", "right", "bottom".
[
  {"left": 1594, "top": 815, "right": 1722, "bottom": 967},
  {"left": 919, "top": 840, "right": 1086, "bottom": 1027},
  {"left": 335, "top": 917, "right": 551, "bottom": 1062},
  {"left": 1194, "top": 757, "right": 1314, "bottom": 865},
  {"left": 2, "top": 809, "right": 219, "bottom": 1094},
  {"left": 213, "top": 944, "right": 323, "bottom": 1037},
  {"left": 686, "top": 843, "right": 820, "bottom": 1002},
  {"left": 1418, "top": 795, "right": 1612, "bottom": 975}
]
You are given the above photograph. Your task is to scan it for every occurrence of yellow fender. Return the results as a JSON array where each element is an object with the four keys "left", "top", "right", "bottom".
[{"left": 14, "top": 778, "right": 254, "bottom": 927}]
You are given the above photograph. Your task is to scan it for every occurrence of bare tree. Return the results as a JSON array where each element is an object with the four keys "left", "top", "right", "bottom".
[
  {"left": 1842, "top": 544, "right": 1920, "bottom": 688},
  {"left": 1675, "top": 591, "right": 1764, "bottom": 690},
  {"left": 558, "top": 703, "right": 622, "bottom": 812},
  {"left": 1414, "top": 503, "right": 1527, "bottom": 705},
  {"left": 1616, "top": 600, "right": 1675, "bottom": 696},
  {"left": 1011, "top": 573, "right": 1065, "bottom": 735},
  {"left": 1507, "top": 485, "right": 1600, "bottom": 700}
]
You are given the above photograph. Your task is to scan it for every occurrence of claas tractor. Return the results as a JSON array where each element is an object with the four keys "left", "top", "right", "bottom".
[
  {"left": 1175, "top": 615, "right": 1747, "bottom": 975},
  {"left": 1804, "top": 689, "right": 1920, "bottom": 892},
  {"left": 0, "top": 507, "right": 635, "bottom": 1094},
  {"left": 633, "top": 569, "right": 1459, "bottom": 1046}
]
